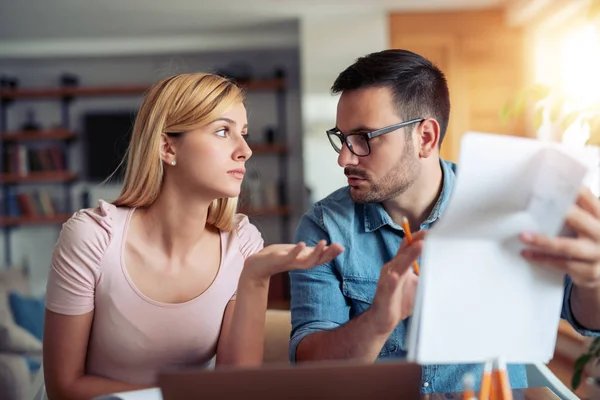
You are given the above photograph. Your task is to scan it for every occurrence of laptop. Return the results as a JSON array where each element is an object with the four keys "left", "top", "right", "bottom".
[{"left": 158, "top": 360, "right": 422, "bottom": 399}]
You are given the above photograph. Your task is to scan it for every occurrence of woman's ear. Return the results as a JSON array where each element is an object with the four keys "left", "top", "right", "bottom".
[
  {"left": 160, "top": 133, "right": 177, "bottom": 165},
  {"left": 418, "top": 119, "right": 441, "bottom": 158}
]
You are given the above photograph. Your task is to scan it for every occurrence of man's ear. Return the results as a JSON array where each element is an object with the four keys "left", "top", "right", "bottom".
[
  {"left": 160, "top": 133, "right": 177, "bottom": 165},
  {"left": 418, "top": 119, "right": 441, "bottom": 158}
]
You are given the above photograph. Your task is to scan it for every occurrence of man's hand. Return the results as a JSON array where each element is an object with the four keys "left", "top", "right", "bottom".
[
  {"left": 368, "top": 230, "right": 426, "bottom": 335},
  {"left": 520, "top": 187, "right": 600, "bottom": 288},
  {"left": 520, "top": 186, "right": 600, "bottom": 329}
]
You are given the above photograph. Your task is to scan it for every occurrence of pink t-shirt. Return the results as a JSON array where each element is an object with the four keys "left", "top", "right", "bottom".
[{"left": 45, "top": 200, "right": 264, "bottom": 385}]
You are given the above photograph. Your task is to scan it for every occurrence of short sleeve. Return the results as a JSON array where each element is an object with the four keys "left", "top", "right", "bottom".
[
  {"left": 561, "top": 275, "right": 600, "bottom": 337},
  {"left": 45, "top": 201, "right": 114, "bottom": 315},
  {"left": 235, "top": 214, "right": 264, "bottom": 259},
  {"left": 289, "top": 206, "right": 348, "bottom": 362},
  {"left": 229, "top": 215, "right": 264, "bottom": 301}
]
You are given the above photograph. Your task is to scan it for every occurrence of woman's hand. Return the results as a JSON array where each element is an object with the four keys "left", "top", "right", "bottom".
[{"left": 242, "top": 240, "right": 344, "bottom": 282}]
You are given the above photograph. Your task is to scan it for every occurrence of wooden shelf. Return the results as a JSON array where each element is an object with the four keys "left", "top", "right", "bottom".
[
  {"left": 250, "top": 143, "right": 288, "bottom": 154},
  {"left": 237, "top": 78, "right": 285, "bottom": 91},
  {"left": 0, "top": 171, "right": 77, "bottom": 184},
  {"left": 0, "top": 85, "right": 149, "bottom": 99},
  {"left": 1, "top": 213, "right": 71, "bottom": 227},
  {"left": 239, "top": 206, "right": 290, "bottom": 217},
  {"left": 1, "top": 129, "right": 76, "bottom": 142},
  {"left": 0, "top": 78, "right": 285, "bottom": 100}
]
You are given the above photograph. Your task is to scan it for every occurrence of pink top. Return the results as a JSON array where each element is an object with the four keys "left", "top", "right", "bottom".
[{"left": 45, "top": 200, "right": 264, "bottom": 385}]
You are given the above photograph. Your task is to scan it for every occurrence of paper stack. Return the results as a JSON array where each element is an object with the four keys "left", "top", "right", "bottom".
[{"left": 406, "top": 132, "right": 599, "bottom": 364}]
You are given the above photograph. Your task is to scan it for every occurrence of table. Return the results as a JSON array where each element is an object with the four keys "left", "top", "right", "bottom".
[
  {"left": 97, "top": 387, "right": 559, "bottom": 400},
  {"left": 424, "top": 387, "right": 558, "bottom": 399}
]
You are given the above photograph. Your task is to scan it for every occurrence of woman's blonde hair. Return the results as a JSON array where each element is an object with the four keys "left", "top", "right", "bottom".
[{"left": 112, "top": 73, "right": 244, "bottom": 232}]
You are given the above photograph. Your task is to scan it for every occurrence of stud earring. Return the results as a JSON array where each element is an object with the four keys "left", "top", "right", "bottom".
[{"left": 171, "top": 160, "right": 176, "bottom": 166}]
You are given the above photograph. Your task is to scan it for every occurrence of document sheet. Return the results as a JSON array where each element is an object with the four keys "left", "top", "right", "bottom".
[{"left": 406, "top": 132, "right": 598, "bottom": 364}]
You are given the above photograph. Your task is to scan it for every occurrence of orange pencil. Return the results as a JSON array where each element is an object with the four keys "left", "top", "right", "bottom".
[
  {"left": 462, "top": 373, "right": 477, "bottom": 400},
  {"left": 402, "top": 217, "right": 420, "bottom": 275},
  {"left": 479, "top": 359, "right": 493, "bottom": 400},
  {"left": 494, "top": 358, "right": 513, "bottom": 400}
]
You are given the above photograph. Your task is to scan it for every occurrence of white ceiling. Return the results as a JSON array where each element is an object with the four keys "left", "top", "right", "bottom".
[{"left": 0, "top": 0, "right": 505, "bottom": 40}]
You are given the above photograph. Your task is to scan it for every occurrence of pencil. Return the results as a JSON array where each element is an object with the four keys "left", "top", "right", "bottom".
[
  {"left": 479, "top": 359, "right": 493, "bottom": 400},
  {"left": 401, "top": 217, "right": 420, "bottom": 275},
  {"left": 494, "top": 357, "right": 513, "bottom": 400},
  {"left": 462, "top": 373, "right": 476, "bottom": 400}
]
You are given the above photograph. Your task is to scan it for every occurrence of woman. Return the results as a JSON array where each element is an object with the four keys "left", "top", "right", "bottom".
[{"left": 42, "top": 73, "right": 343, "bottom": 400}]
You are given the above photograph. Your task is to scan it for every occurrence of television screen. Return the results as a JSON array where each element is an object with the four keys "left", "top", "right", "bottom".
[{"left": 83, "top": 111, "right": 136, "bottom": 182}]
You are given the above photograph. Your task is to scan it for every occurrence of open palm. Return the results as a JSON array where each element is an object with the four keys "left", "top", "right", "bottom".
[{"left": 245, "top": 240, "right": 345, "bottom": 279}]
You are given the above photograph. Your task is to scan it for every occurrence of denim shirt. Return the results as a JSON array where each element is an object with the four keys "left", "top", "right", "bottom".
[{"left": 290, "top": 158, "right": 600, "bottom": 395}]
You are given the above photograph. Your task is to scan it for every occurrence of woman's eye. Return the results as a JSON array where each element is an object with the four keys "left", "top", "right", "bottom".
[
  {"left": 215, "top": 128, "right": 227, "bottom": 138},
  {"left": 242, "top": 134, "right": 249, "bottom": 141}
]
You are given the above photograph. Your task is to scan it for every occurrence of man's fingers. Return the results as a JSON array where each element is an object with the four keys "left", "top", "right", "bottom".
[
  {"left": 564, "top": 205, "right": 600, "bottom": 241},
  {"left": 398, "top": 230, "right": 428, "bottom": 251},
  {"left": 389, "top": 241, "right": 423, "bottom": 275},
  {"left": 576, "top": 186, "right": 600, "bottom": 219}
]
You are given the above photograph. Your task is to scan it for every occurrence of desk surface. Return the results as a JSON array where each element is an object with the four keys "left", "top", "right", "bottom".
[
  {"left": 99, "top": 386, "right": 559, "bottom": 400},
  {"left": 425, "top": 387, "right": 557, "bottom": 399}
]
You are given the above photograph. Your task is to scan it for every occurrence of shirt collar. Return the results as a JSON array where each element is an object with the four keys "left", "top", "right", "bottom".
[{"left": 362, "top": 158, "right": 456, "bottom": 233}]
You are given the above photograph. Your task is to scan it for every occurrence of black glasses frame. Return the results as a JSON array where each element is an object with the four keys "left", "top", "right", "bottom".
[{"left": 326, "top": 118, "right": 425, "bottom": 157}]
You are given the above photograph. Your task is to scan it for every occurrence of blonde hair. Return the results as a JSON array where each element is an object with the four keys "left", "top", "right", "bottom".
[{"left": 113, "top": 73, "right": 244, "bottom": 232}]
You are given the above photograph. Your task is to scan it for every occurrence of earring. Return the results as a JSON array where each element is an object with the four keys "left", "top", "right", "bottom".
[{"left": 171, "top": 160, "right": 176, "bottom": 166}]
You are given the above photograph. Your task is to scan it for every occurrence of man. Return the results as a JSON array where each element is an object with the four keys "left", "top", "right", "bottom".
[{"left": 289, "top": 49, "right": 600, "bottom": 394}]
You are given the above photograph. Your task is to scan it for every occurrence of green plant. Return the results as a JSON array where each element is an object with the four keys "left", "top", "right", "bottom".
[
  {"left": 500, "top": 84, "right": 600, "bottom": 146},
  {"left": 572, "top": 337, "right": 600, "bottom": 390}
]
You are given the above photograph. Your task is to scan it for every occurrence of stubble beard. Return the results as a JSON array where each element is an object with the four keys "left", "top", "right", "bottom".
[{"left": 349, "top": 142, "right": 420, "bottom": 204}]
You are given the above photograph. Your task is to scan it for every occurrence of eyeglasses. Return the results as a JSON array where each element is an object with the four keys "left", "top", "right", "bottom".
[{"left": 326, "top": 118, "right": 425, "bottom": 157}]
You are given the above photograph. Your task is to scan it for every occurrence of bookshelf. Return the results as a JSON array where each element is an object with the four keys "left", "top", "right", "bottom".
[
  {"left": 0, "top": 214, "right": 72, "bottom": 227},
  {"left": 0, "top": 171, "right": 77, "bottom": 184},
  {"left": 0, "top": 79, "right": 284, "bottom": 100},
  {"left": 0, "top": 75, "right": 294, "bottom": 306}
]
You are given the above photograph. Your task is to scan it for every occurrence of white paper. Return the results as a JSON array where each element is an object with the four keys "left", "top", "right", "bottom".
[{"left": 406, "top": 132, "right": 597, "bottom": 365}]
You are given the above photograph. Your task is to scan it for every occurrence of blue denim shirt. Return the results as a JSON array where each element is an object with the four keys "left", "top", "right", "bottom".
[{"left": 290, "top": 158, "right": 600, "bottom": 395}]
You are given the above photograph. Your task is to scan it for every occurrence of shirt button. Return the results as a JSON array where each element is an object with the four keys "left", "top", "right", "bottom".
[{"left": 423, "top": 382, "right": 430, "bottom": 388}]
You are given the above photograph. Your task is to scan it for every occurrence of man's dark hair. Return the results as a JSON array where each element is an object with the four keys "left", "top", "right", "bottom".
[{"left": 331, "top": 49, "right": 450, "bottom": 145}]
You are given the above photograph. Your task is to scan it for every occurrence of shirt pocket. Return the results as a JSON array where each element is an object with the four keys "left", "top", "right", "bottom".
[{"left": 341, "top": 277, "right": 401, "bottom": 355}]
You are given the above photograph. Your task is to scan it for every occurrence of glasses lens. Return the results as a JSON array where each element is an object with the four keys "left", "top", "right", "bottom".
[
  {"left": 326, "top": 131, "right": 343, "bottom": 153},
  {"left": 347, "top": 134, "right": 369, "bottom": 156}
]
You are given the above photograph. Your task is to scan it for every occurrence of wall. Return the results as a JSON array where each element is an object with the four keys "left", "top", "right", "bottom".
[
  {"left": 389, "top": 9, "right": 526, "bottom": 162},
  {"left": 299, "top": 13, "right": 389, "bottom": 203},
  {"left": 0, "top": 46, "right": 303, "bottom": 294}
]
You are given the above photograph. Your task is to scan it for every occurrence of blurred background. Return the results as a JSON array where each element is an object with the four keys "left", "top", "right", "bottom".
[{"left": 1, "top": 0, "right": 600, "bottom": 398}]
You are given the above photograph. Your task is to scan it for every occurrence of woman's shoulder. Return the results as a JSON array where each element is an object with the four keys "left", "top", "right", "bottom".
[
  {"left": 231, "top": 213, "right": 264, "bottom": 258},
  {"left": 62, "top": 199, "right": 124, "bottom": 234},
  {"left": 48, "top": 200, "right": 131, "bottom": 315},
  {"left": 56, "top": 200, "right": 130, "bottom": 261}
]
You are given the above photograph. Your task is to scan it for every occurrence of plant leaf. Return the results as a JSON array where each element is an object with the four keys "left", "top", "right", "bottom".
[
  {"left": 527, "top": 84, "right": 552, "bottom": 103},
  {"left": 513, "top": 90, "right": 529, "bottom": 117},
  {"left": 575, "top": 353, "right": 593, "bottom": 370},
  {"left": 591, "top": 337, "right": 600, "bottom": 353},
  {"left": 572, "top": 368, "right": 584, "bottom": 390},
  {"left": 499, "top": 101, "right": 513, "bottom": 124}
]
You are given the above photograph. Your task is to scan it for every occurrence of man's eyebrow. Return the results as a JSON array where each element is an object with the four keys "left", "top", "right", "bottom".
[
  {"left": 337, "top": 125, "right": 378, "bottom": 134},
  {"left": 351, "top": 126, "right": 378, "bottom": 133},
  {"left": 209, "top": 117, "right": 248, "bottom": 129}
]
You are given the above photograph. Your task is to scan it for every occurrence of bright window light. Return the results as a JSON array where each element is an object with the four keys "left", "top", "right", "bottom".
[{"left": 560, "top": 24, "right": 600, "bottom": 108}]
